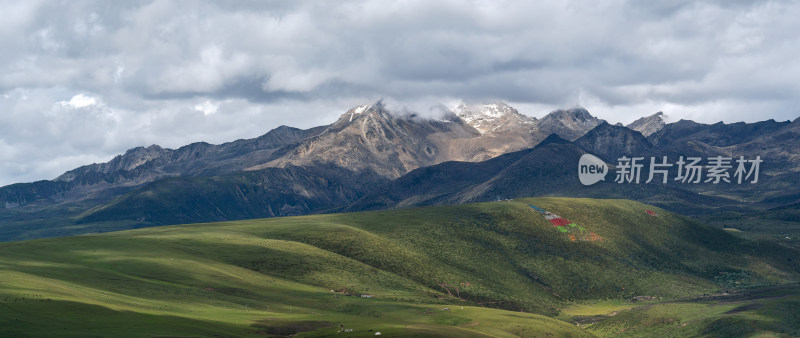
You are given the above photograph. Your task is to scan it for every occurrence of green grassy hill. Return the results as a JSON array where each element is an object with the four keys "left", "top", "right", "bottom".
[{"left": 1, "top": 198, "right": 798, "bottom": 337}]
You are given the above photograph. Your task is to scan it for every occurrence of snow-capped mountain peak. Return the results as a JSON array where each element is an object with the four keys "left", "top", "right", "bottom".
[
  {"left": 453, "top": 102, "right": 536, "bottom": 134},
  {"left": 348, "top": 104, "right": 371, "bottom": 122}
]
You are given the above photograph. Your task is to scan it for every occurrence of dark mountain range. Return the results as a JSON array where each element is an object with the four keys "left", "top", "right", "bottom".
[
  {"left": 647, "top": 118, "right": 790, "bottom": 154},
  {"left": 0, "top": 101, "right": 604, "bottom": 212},
  {"left": 0, "top": 102, "right": 798, "bottom": 241},
  {"left": 0, "top": 125, "right": 328, "bottom": 208},
  {"left": 76, "top": 165, "right": 379, "bottom": 226},
  {"left": 347, "top": 133, "right": 741, "bottom": 215},
  {"left": 727, "top": 117, "right": 800, "bottom": 175},
  {"left": 60, "top": 124, "right": 330, "bottom": 182}
]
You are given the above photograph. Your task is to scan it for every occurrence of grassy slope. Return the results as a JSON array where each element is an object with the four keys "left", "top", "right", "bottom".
[
  {"left": 1, "top": 197, "right": 798, "bottom": 337},
  {"left": 578, "top": 284, "right": 800, "bottom": 337}
]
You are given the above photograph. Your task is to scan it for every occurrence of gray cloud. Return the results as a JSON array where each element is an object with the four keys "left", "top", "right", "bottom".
[{"left": 1, "top": 0, "right": 799, "bottom": 185}]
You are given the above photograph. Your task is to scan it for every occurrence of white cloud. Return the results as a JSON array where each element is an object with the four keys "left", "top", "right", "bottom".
[
  {"left": 60, "top": 94, "right": 98, "bottom": 108},
  {"left": 193, "top": 100, "right": 218, "bottom": 116},
  {"left": 0, "top": 0, "right": 799, "bottom": 185}
]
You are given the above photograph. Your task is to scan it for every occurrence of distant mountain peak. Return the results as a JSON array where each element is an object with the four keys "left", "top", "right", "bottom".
[
  {"left": 338, "top": 104, "right": 374, "bottom": 124},
  {"left": 55, "top": 144, "right": 170, "bottom": 182},
  {"left": 259, "top": 102, "right": 484, "bottom": 179},
  {"left": 575, "top": 122, "right": 653, "bottom": 163},
  {"left": 537, "top": 107, "right": 604, "bottom": 141},
  {"left": 565, "top": 106, "right": 593, "bottom": 119},
  {"left": 626, "top": 111, "right": 668, "bottom": 137},
  {"left": 455, "top": 101, "right": 516, "bottom": 118},
  {"left": 272, "top": 125, "right": 296, "bottom": 131},
  {"left": 334, "top": 100, "right": 394, "bottom": 125},
  {"left": 453, "top": 102, "right": 536, "bottom": 135},
  {"left": 542, "top": 107, "right": 600, "bottom": 123},
  {"left": 124, "top": 144, "right": 164, "bottom": 155}
]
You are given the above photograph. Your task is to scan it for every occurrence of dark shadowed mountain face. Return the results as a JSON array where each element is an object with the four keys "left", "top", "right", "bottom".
[
  {"left": 575, "top": 122, "right": 655, "bottom": 163},
  {"left": 347, "top": 134, "right": 583, "bottom": 211},
  {"left": 75, "top": 165, "right": 381, "bottom": 226},
  {"left": 640, "top": 118, "right": 799, "bottom": 183},
  {"left": 575, "top": 119, "right": 800, "bottom": 211},
  {"left": 347, "top": 133, "right": 740, "bottom": 215},
  {"left": 648, "top": 119, "right": 790, "bottom": 150},
  {"left": 728, "top": 117, "right": 800, "bottom": 175}
]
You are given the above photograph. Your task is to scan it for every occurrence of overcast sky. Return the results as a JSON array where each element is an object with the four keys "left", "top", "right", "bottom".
[{"left": 1, "top": 0, "right": 799, "bottom": 186}]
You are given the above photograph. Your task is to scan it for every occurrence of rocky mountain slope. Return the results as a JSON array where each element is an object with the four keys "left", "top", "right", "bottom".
[
  {"left": 535, "top": 107, "right": 605, "bottom": 141},
  {"left": 574, "top": 122, "right": 655, "bottom": 163},
  {"left": 251, "top": 103, "right": 479, "bottom": 179},
  {"left": 445, "top": 102, "right": 545, "bottom": 161},
  {"left": 0, "top": 125, "right": 328, "bottom": 208},
  {"left": 453, "top": 101, "right": 537, "bottom": 135},
  {"left": 627, "top": 112, "right": 668, "bottom": 137}
]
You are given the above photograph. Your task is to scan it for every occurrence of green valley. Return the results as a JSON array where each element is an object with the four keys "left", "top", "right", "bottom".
[{"left": 1, "top": 198, "right": 798, "bottom": 337}]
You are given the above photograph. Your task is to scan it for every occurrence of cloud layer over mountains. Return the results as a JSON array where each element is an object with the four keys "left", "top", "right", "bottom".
[{"left": 1, "top": 0, "right": 799, "bottom": 185}]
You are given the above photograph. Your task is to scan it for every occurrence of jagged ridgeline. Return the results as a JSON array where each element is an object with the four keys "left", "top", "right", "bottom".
[
  {"left": 1, "top": 102, "right": 799, "bottom": 242},
  {"left": 1, "top": 198, "right": 798, "bottom": 336}
]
